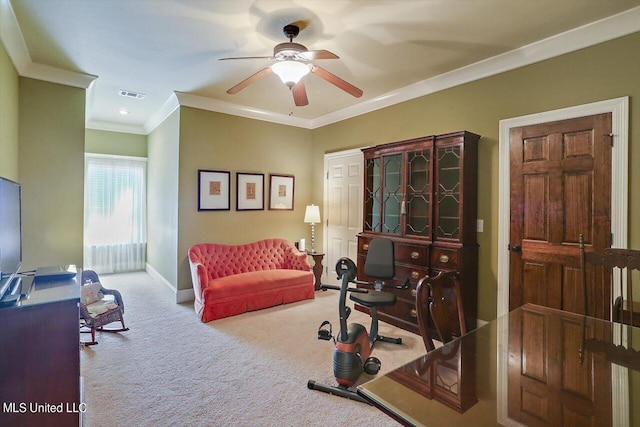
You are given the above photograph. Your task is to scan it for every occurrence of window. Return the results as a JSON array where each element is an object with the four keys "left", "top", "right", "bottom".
[{"left": 84, "top": 154, "right": 147, "bottom": 273}]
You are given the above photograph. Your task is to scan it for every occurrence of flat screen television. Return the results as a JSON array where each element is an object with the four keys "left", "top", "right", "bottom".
[{"left": 0, "top": 177, "right": 22, "bottom": 299}]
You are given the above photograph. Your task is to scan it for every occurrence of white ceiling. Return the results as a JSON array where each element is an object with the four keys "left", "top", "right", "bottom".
[{"left": 3, "top": 0, "right": 639, "bottom": 133}]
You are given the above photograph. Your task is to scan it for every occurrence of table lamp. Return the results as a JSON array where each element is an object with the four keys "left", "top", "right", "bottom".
[{"left": 304, "top": 204, "right": 321, "bottom": 253}]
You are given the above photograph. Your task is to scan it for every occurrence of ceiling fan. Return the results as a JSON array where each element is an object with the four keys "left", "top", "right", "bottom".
[{"left": 220, "top": 24, "right": 363, "bottom": 106}]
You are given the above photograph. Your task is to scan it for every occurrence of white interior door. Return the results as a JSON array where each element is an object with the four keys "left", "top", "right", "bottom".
[{"left": 323, "top": 149, "right": 364, "bottom": 285}]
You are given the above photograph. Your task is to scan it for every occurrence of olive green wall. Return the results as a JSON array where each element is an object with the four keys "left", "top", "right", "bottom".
[
  {"left": 147, "top": 108, "right": 180, "bottom": 287},
  {"left": 0, "top": 40, "right": 19, "bottom": 181},
  {"left": 175, "top": 107, "right": 313, "bottom": 291},
  {"left": 85, "top": 129, "right": 147, "bottom": 157},
  {"left": 311, "top": 32, "right": 640, "bottom": 322},
  {"left": 18, "top": 78, "right": 85, "bottom": 270}
]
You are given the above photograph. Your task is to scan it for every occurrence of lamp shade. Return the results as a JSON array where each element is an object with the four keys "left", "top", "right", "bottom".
[
  {"left": 304, "top": 205, "right": 321, "bottom": 224},
  {"left": 271, "top": 60, "right": 310, "bottom": 87}
]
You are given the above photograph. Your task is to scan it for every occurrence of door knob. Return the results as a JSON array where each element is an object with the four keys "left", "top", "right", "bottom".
[{"left": 508, "top": 244, "right": 521, "bottom": 253}]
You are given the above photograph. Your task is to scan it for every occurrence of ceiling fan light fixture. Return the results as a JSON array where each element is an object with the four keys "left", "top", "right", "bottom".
[
  {"left": 271, "top": 60, "right": 310, "bottom": 87},
  {"left": 223, "top": 24, "right": 360, "bottom": 104}
]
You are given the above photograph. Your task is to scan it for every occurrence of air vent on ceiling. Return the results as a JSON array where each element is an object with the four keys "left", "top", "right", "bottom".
[{"left": 119, "top": 89, "right": 145, "bottom": 99}]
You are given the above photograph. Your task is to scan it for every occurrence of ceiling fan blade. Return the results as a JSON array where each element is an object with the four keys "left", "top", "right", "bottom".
[
  {"left": 291, "top": 82, "right": 309, "bottom": 106},
  {"left": 219, "top": 56, "right": 274, "bottom": 61},
  {"left": 289, "top": 20, "right": 310, "bottom": 32},
  {"left": 300, "top": 50, "right": 339, "bottom": 60},
  {"left": 226, "top": 68, "right": 272, "bottom": 94},
  {"left": 310, "top": 65, "right": 363, "bottom": 98}
]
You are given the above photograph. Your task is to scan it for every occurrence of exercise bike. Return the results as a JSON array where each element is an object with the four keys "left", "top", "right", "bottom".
[{"left": 307, "top": 237, "right": 408, "bottom": 403}]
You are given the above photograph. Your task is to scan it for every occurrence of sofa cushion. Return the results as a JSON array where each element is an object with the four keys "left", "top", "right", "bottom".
[
  {"left": 199, "top": 270, "right": 314, "bottom": 322},
  {"left": 202, "top": 269, "right": 311, "bottom": 300},
  {"left": 85, "top": 298, "right": 119, "bottom": 318}
]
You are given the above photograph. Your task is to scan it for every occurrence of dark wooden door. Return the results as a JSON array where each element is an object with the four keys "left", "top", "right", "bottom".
[{"left": 509, "top": 113, "right": 612, "bottom": 316}]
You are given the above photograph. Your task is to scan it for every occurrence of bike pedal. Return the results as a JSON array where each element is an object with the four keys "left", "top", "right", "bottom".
[{"left": 317, "top": 320, "right": 333, "bottom": 341}]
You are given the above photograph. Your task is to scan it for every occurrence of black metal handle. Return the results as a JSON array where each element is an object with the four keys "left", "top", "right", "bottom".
[{"left": 508, "top": 244, "right": 522, "bottom": 253}]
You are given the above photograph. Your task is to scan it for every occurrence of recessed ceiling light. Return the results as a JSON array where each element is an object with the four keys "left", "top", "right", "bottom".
[{"left": 118, "top": 109, "right": 129, "bottom": 115}]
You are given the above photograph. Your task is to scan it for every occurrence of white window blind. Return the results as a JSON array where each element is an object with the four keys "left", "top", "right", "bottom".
[{"left": 84, "top": 154, "right": 147, "bottom": 274}]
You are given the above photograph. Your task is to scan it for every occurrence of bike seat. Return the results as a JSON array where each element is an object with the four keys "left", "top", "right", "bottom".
[{"left": 350, "top": 290, "right": 396, "bottom": 307}]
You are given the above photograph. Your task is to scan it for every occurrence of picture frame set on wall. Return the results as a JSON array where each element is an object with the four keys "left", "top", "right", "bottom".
[{"left": 198, "top": 170, "right": 294, "bottom": 212}]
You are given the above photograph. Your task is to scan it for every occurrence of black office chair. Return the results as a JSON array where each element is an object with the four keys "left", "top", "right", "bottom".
[{"left": 350, "top": 238, "right": 406, "bottom": 346}]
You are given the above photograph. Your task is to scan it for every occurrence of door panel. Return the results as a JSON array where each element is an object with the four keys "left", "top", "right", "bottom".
[
  {"left": 523, "top": 174, "right": 548, "bottom": 240},
  {"left": 564, "top": 172, "right": 592, "bottom": 242},
  {"left": 509, "top": 113, "right": 612, "bottom": 317},
  {"left": 325, "top": 151, "right": 363, "bottom": 285}
]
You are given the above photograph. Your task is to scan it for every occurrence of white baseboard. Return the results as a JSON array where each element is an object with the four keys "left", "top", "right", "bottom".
[
  {"left": 145, "top": 263, "right": 194, "bottom": 304},
  {"left": 176, "top": 287, "right": 195, "bottom": 304}
]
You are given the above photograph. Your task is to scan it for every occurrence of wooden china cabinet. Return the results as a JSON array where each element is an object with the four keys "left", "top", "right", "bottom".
[{"left": 356, "top": 130, "right": 480, "bottom": 335}]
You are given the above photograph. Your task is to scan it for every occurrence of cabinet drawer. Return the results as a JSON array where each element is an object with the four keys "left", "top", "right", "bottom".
[
  {"left": 379, "top": 298, "right": 419, "bottom": 325},
  {"left": 357, "top": 263, "right": 410, "bottom": 292},
  {"left": 358, "top": 236, "right": 429, "bottom": 267},
  {"left": 396, "top": 244, "right": 429, "bottom": 265},
  {"left": 358, "top": 236, "right": 370, "bottom": 253},
  {"left": 431, "top": 247, "right": 459, "bottom": 270},
  {"left": 394, "top": 264, "right": 428, "bottom": 287}
]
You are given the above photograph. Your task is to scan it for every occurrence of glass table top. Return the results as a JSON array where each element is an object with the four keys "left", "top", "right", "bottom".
[{"left": 357, "top": 303, "right": 640, "bottom": 427}]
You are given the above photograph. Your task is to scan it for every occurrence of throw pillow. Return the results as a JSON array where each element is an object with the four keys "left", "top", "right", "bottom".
[{"left": 81, "top": 282, "right": 103, "bottom": 305}]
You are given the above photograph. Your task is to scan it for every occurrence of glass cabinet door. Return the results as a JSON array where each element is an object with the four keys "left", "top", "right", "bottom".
[
  {"left": 405, "top": 149, "right": 432, "bottom": 237},
  {"left": 364, "top": 154, "right": 403, "bottom": 235},
  {"left": 364, "top": 157, "right": 381, "bottom": 232},
  {"left": 382, "top": 154, "right": 402, "bottom": 234},
  {"left": 436, "top": 145, "right": 461, "bottom": 240}
]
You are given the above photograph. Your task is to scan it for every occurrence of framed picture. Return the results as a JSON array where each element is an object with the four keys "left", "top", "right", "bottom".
[
  {"left": 236, "top": 172, "right": 264, "bottom": 211},
  {"left": 198, "top": 169, "right": 230, "bottom": 211},
  {"left": 269, "top": 174, "right": 295, "bottom": 210}
]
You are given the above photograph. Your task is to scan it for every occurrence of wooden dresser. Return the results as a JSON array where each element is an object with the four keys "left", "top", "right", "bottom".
[
  {"left": 357, "top": 131, "right": 480, "bottom": 335},
  {"left": 0, "top": 275, "right": 81, "bottom": 426}
]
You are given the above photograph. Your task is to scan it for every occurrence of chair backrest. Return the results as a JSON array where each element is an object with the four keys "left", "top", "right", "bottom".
[
  {"left": 82, "top": 269, "right": 100, "bottom": 284},
  {"left": 416, "top": 270, "right": 467, "bottom": 352},
  {"left": 364, "top": 238, "right": 395, "bottom": 281},
  {"left": 579, "top": 234, "right": 640, "bottom": 326}
]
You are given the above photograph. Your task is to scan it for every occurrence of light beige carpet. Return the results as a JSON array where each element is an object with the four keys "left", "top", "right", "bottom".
[{"left": 80, "top": 271, "right": 426, "bottom": 426}]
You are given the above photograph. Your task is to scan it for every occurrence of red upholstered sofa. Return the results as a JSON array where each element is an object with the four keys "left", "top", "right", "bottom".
[{"left": 188, "top": 239, "right": 315, "bottom": 322}]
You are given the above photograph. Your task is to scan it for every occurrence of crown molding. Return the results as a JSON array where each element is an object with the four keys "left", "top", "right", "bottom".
[
  {"left": 86, "top": 120, "right": 148, "bottom": 135},
  {"left": 174, "top": 91, "right": 312, "bottom": 129},
  {"left": 143, "top": 92, "right": 180, "bottom": 134},
  {"left": 0, "top": 0, "right": 29, "bottom": 71},
  {"left": 0, "top": 0, "right": 96, "bottom": 89},
  {"left": 21, "top": 61, "right": 96, "bottom": 89}
]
